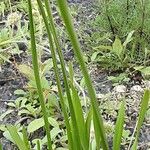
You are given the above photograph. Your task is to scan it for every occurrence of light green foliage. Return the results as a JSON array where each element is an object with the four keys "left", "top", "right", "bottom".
[
  {"left": 132, "top": 90, "right": 150, "bottom": 149},
  {"left": 108, "top": 73, "right": 129, "bottom": 86},
  {"left": 7, "top": 125, "right": 28, "bottom": 150},
  {"left": 0, "top": 4, "right": 29, "bottom": 63},
  {"left": 0, "top": 110, "right": 13, "bottom": 121},
  {"left": 113, "top": 101, "right": 125, "bottom": 150},
  {"left": 96, "top": 0, "right": 150, "bottom": 39},
  {"left": 134, "top": 66, "right": 150, "bottom": 79},
  {"left": 91, "top": 31, "right": 134, "bottom": 70},
  {"left": 0, "top": 2, "right": 5, "bottom": 17},
  {"left": 86, "top": 0, "right": 150, "bottom": 72},
  {"left": 27, "top": 117, "right": 59, "bottom": 133}
]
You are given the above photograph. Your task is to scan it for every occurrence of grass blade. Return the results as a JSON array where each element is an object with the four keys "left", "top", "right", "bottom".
[
  {"left": 37, "top": 140, "right": 41, "bottom": 150},
  {"left": 0, "top": 143, "right": 2, "bottom": 150},
  {"left": 85, "top": 108, "right": 92, "bottom": 148},
  {"left": 69, "top": 63, "right": 88, "bottom": 150},
  {"left": 70, "top": 80, "right": 89, "bottom": 148},
  {"left": 113, "top": 101, "right": 125, "bottom": 150},
  {"left": 69, "top": 62, "right": 89, "bottom": 149},
  {"left": 36, "top": 0, "right": 82, "bottom": 149},
  {"left": 27, "top": 0, "right": 52, "bottom": 149},
  {"left": 56, "top": 0, "right": 109, "bottom": 149},
  {"left": 132, "top": 90, "right": 150, "bottom": 150},
  {"left": 22, "top": 127, "right": 31, "bottom": 150},
  {"left": 7, "top": 125, "right": 28, "bottom": 150}
]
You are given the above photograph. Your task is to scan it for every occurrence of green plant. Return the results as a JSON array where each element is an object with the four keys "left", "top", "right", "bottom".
[
  {"left": 84, "top": 0, "right": 150, "bottom": 74},
  {"left": 91, "top": 31, "right": 134, "bottom": 70},
  {"left": 1, "top": 0, "right": 150, "bottom": 150}
]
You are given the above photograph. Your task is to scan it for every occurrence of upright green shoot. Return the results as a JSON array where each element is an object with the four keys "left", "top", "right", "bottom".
[
  {"left": 132, "top": 90, "right": 150, "bottom": 150},
  {"left": 22, "top": 127, "right": 31, "bottom": 150},
  {"left": 56, "top": 0, "right": 109, "bottom": 149},
  {"left": 0, "top": 143, "right": 2, "bottom": 150},
  {"left": 27, "top": 0, "right": 52, "bottom": 149},
  {"left": 113, "top": 101, "right": 125, "bottom": 150},
  {"left": 7, "top": 125, "right": 28, "bottom": 150},
  {"left": 36, "top": 0, "right": 81, "bottom": 149}
]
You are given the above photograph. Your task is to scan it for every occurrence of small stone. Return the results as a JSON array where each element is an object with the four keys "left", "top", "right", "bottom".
[
  {"left": 112, "top": 85, "right": 126, "bottom": 100},
  {"left": 113, "top": 85, "right": 126, "bottom": 93},
  {"left": 130, "top": 85, "right": 143, "bottom": 93},
  {"left": 130, "top": 85, "right": 144, "bottom": 100},
  {"left": 96, "top": 93, "right": 104, "bottom": 99}
]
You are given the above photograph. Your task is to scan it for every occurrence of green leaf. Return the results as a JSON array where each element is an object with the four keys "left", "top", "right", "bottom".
[
  {"left": 41, "top": 127, "right": 62, "bottom": 144},
  {"left": 0, "top": 53, "right": 11, "bottom": 63},
  {"left": 112, "top": 37, "right": 123, "bottom": 57},
  {"left": 0, "top": 125, "right": 6, "bottom": 132},
  {"left": 140, "top": 67, "right": 150, "bottom": 75},
  {"left": 71, "top": 83, "right": 89, "bottom": 149},
  {"left": 0, "top": 142, "right": 2, "bottom": 150},
  {"left": 91, "top": 52, "right": 100, "bottom": 61},
  {"left": 22, "top": 127, "right": 31, "bottom": 150},
  {"left": 56, "top": 148, "right": 68, "bottom": 150},
  {"left": 3, "top": 131, "right": 15, "bottom": 143},
  {"left": 132, "top": 139, "right": 138, "bottom": 150},
  {"left": 123, "top": 30, "right": 134, "bottom": 47},
  {"left": 94, "top": 45, "right": 112, "bottom": 51},
  {"left": 134, "top": 66, "right": 150, "bottom": 75},
  {"left": 18, "top": 109, "right": 31, "bottom": 116},
  {"left": 134, "top": 66, "right": 144, "bottom": 71},
  {"left": 48, "top": 117, "right": 59, "bottom": 127},
  {"left": 132, "top": 90, "right": 150, "bottom": 150},
  {"left": 18, "top": 64, "right": 34, "bottom": 79},
  {"left": 7, "top": 125, "right": 27, "bottom": 150},
  {"left": 113, "top": 101, "right": 125, "bottom": 150},
  {"left": 0, "top": 110, "right": 13, "bottom": 121},
  {"left": 6, "top": 102, "right": 16, "bottom": 107},
  {"left": 41, "top": 77, "right": 50, "bottom": 89},
  {"left": 27, "top": 118, "right": 45, "bottom": 133},
  {"left": 57, "top": 1, "right": 109, "bottom": 149},
  {"left": 85, "top": 108, "right": 92, "bottom": 147},
  {"left": 37, "top": 140, "right": 41, "bottom": 150},
  {"left": 27, "top": 117, "right": 59, "bottom": 133},
  {"left": 14, "top": 89, "right": 26, "bottom": 95}
]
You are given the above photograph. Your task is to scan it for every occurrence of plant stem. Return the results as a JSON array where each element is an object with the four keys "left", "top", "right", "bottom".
[
  {"left": 139, "top": 0, "right": 145, "bottom": 39},
  {"left": 104, "top": 0, "right": 115, "bottom": 37},
  {"left": 44, "top": 0, "right": 81, "bottom": 149},
  {"left": 27, "top": 1, "right": 52, "bottom": 149},
  {"left": 126, "top": 0, "right": 129, "bottom": 24},
  {"left": 56, "top": 0, "right": 109, "bottom": 149},
  {"left": 36, "top": 0, "right": 82, "bottom": 149}
]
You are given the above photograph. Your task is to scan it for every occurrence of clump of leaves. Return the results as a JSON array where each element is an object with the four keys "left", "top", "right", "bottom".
[
  {"left": 91, "top": 31, "right": 135, "bottom": 71},
  {"left": 84, "top": 0, "right": 150, "bottom": 74}
]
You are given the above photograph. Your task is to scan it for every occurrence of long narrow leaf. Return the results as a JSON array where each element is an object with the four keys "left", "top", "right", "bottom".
[
  {"left": 22, "top": 127, "right": 31, "bottom": 150},
  {"left": 7, "top": 125, "right": 28, "bottom": 150},
  {"left": 56, "top": 0, "right": 109, "bottom": 149},
  {"left": 69, "top": 62, "right": 89, "bottom": 149},
  {"left": 132, "top": 90, "right": 150, "bottom": 150},
  {"left": 36, "top": 0, "right": 82, "bottom": 149},
  {"left": 113, "top": 101, "right": 125, "bottom": 150},
  {"left": 37, "top": 140, "right": 41, "bottom": 150},
  {"left": 42, "top": 1, "right": 82, "bottom": 149},
  {"left": 27, "top": 1, "right": 52, "bottom": 149},
  {"left": 71, "top": 82, "right": 89, "bottom": 149},
  {"left": 0, "top": 143, "right": 2, "bottom": 150},
  {"left": 85, "top": 108, "right": 92, "bottom": 148}
]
